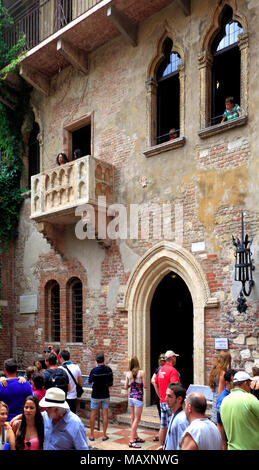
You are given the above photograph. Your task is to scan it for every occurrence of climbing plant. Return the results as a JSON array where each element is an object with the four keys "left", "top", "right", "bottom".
[
  {"left": 0, "top": 1, "right": 30, "bottom": 327},
  {"left": 0, "top": 0, "right": 29, "bottom": 249}
]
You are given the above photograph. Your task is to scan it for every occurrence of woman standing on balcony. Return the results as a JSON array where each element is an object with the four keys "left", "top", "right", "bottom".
[
  {"left": 56, "top": 152, "right": 68, "bottom": 165},
  {"left": 125, "top": 356, "right": 146, "bottom": 448}
]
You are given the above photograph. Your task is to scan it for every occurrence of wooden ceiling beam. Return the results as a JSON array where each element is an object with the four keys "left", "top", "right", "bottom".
[
  {"left": 57, "top": 38, "right": 88, "bottom": 75},
  {"left": 107, "top": 5, "right": 138, "bottom": 47},
  {"left": 20, "top": 63, "right": 50, "bottom": 96}
]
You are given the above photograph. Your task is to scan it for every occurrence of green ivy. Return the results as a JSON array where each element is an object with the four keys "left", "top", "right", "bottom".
[{"left": 0, "top": 0, "right": 29, "bottom": 250}]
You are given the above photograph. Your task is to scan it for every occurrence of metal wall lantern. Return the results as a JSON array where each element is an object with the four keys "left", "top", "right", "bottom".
[{"left": 232, "top": 212, "right": 255, "bottom": 313}]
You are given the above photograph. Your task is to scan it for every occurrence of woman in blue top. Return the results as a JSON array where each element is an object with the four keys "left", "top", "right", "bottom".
[{"left": 125, "top": 357, "right": 146, "bottom": 448}]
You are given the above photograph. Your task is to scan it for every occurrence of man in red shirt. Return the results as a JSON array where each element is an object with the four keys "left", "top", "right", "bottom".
[{"left": 154, "top": 350, "right": 180, "bottom": 446}]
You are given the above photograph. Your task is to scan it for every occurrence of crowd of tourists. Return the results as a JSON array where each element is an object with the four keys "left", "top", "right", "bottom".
[{"left": 0, "top": 347, "right": 259, "bottom": 451}]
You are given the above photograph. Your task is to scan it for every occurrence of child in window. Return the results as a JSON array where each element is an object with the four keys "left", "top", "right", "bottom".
[{"left": 221, "top": 97, "right": 241, "bottom": 123}]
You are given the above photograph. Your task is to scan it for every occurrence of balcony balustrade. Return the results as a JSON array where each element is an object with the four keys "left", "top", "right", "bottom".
[
  {"left": 31, "top": 154, "right": 114, "bottom": 219},
  {"left": 30, "top": 155, "right": 114, "bottom": 251},
  {"left": 3, "top": 0, "right": 102, "bottom": 53}
]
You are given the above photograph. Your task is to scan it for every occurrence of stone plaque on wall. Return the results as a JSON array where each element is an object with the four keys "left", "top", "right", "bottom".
[{"left": 20, "top": 295, "right": 38, "bottom": 314}]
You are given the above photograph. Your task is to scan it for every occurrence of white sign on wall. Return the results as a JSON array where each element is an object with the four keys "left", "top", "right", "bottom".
[{"left": 215, "top": 338, "right": 229, "bottom": 350}]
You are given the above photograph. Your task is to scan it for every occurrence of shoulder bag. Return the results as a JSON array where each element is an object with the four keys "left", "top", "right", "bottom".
[{"left": 62, "top": 364, "right": 84, "bottom": 398}]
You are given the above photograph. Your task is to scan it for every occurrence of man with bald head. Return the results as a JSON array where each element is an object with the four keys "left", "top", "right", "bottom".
[{"left": 180, "top": 392, "right": 222, "bottom": 450}]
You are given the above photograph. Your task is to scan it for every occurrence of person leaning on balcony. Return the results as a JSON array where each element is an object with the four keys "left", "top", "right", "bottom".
[{"left": 56, "top": 152, "right": 68, "bottom": 166}]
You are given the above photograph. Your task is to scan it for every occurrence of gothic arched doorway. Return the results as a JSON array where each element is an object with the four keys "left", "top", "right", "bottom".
[{"left": 122, "top": 241, "right": 219, "bottom": 405}]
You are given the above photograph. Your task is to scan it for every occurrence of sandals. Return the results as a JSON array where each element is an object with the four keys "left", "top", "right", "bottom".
[
  {"left": 135, "top": 437, "right": 145, "bottom": 443},
  {"left": 129, "top": 441, "right": 141, "bottom": 448}
]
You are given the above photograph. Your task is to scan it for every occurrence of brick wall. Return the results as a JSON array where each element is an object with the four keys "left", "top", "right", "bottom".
[{"left": 0, "top": 244, "right": 15, "bottom": 366}]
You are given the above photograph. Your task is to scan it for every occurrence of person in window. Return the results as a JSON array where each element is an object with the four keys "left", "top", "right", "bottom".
[
  {"left": 73, "top": 149, "right": 82, "bottom": 160},
  {"left": 56, "top": 152, "right": 68, "bottom": 165},
  {"left": 221, "top": 97, "right": 241, "bottom": 123},
  {"left": 169, "top": 128, "right": 178, "bottom": 141}
]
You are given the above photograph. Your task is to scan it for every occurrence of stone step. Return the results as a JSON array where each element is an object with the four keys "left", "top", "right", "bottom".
[{"left": 115, "top": 405, "right": 160, "bottom": 431}]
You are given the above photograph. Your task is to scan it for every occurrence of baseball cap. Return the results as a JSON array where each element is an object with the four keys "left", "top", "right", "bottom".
[
  {"left": 233, "top": 371, "right": 252, "bottom": 383},
  {"left": 165, "top": 350, "right": 179, "bottom": 359}
]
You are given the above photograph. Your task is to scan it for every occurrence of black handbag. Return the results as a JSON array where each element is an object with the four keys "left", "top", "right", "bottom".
[{"left": 63, "top": 364, "right": 84, "bottom": 398}]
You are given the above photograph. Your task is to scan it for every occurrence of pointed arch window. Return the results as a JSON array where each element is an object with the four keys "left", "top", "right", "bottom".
[
  {"left": 156, "top": 38, "right": 181, "bottom": 144},
  {"left": 198, "top": 4, "right": 248, "bottom": 136},
  {"left": 144, "top": 35, "right": 185, "bottom": 156},
  {"left": 211, "top": 6, "right": 243, "bottom": 125}
]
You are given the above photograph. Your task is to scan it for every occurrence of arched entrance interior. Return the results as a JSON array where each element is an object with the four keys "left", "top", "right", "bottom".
[{"left": 150, "top": 271, "right": 193, "bottom": 404}]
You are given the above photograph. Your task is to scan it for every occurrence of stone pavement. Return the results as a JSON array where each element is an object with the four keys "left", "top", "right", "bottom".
[{"left": 86, "top": 423, "right": 159, "bottom": 451}]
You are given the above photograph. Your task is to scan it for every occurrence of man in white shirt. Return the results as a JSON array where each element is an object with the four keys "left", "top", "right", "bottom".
[
  {"left": 60, "top": 350, "right": 83, "bottom": 413},
  {"left": 180, "top": 392, "right": 222, "bottom": 450}
]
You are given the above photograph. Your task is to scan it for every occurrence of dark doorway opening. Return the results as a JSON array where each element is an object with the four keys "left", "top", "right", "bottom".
[
  {"left": 72, "top": 124, "right": 91, "bottom": 158},
  {"left": 150, "top": 271, "right": 193, "bottom": 404},
  {"left": 157, "top": 73, "right": 180, "bottom": 144},
  {"left": 28, "top": 121, "right": 40, "bottom": 189}
]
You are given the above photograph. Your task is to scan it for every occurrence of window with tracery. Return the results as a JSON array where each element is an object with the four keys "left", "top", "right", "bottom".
[
  {"left": 210, "top": 6, "right": 243, "bottom": 125},
  {"left": 156, "top": 38, "right": 181, "bottom": 144}
]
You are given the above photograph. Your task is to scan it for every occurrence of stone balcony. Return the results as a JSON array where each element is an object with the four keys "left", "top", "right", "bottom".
[{"left": 30, "top": 154, "right": 114, "bottom": 252}]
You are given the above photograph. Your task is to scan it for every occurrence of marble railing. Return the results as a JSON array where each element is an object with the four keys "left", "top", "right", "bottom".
[{"left": 31, "top": 155, "right": 114, "bottom": 220}]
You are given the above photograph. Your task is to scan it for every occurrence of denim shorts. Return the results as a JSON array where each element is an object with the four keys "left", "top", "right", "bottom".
[
  {"left": 129, "top": 398, "right": 143, "bottom": 408},
  {"left": 91, "top": 398, "right": 110, "bottom": 410},
  {"left": 160, "top": 402, "right": 172, "bottom": 428}
]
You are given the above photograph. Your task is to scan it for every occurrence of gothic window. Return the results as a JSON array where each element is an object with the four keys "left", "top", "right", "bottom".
[
  {"left": 211, "top": 6, "right": 243, "bottom": 125},
  {"left": 199, "top": 4, "right": 248, "bottom": 136},
  {"left": 156, "top": 38, "right": 181, "bottom": 144}
]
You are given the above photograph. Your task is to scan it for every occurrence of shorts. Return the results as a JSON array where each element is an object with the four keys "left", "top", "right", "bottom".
[
  {"left": 160, "top": 402, "right": 172, "bottom": 428},
  {"left": 91, "top": 397, "right": 110, "bottom": 410},
  {"left": 129, "top": 398, "right": 143, "bottom": 408}
]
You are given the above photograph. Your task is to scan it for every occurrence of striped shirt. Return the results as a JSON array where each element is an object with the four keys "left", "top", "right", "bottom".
[{"left": 223, "top": 104, "right": 241, "bottom": 121}]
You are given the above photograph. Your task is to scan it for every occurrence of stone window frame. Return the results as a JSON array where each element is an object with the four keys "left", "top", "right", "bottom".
[
  {"left": 63, "top": 112, "right": 94, "bottom": 160},
  {"left": 144, "top": 31, "right": 185, "bottom": 158},
  {"left": 198, "top": 2, "right": 249, "bottom": 139}
]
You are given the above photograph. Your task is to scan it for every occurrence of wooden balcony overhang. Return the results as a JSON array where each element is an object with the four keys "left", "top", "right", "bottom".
[{"left": 3, "top": 0, "right": 191, "bottom": 94}]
